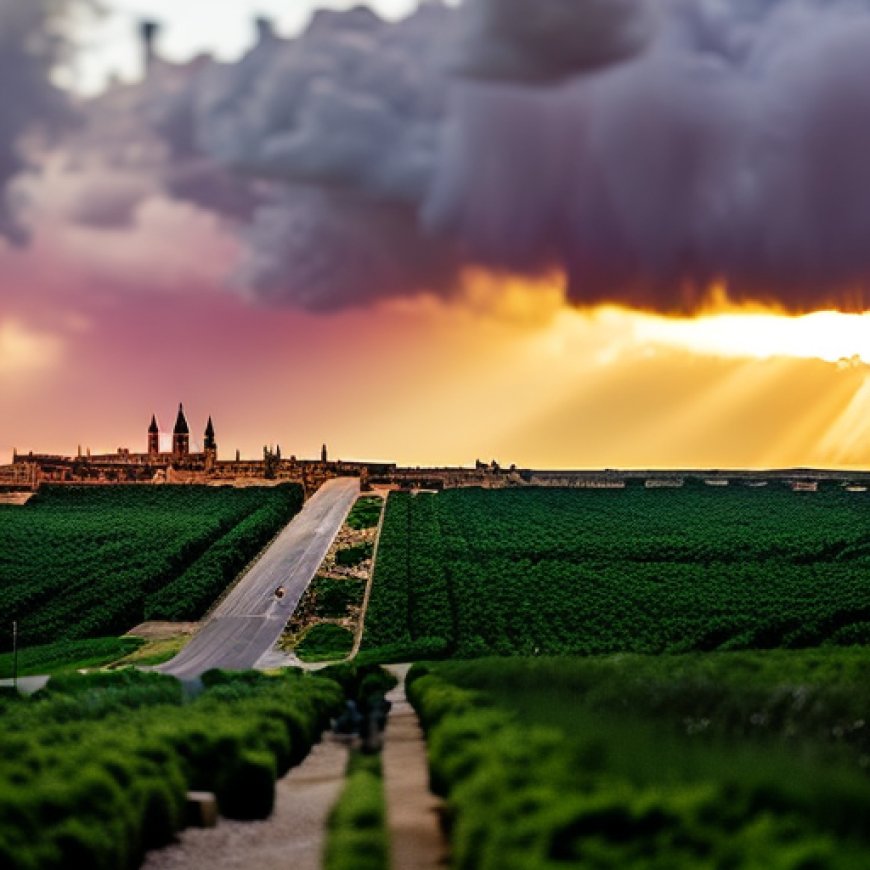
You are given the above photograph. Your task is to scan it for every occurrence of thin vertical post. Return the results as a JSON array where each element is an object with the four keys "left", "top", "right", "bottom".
[{"left": 12, "top": 620, "right": 18, "bottom": 691}]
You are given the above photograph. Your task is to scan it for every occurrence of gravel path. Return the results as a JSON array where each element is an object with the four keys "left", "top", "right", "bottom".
[
  {"left": 142, "top": 737, "right": 348, "bottom": 870},
  {"left": 383, "top": 667, "right": 447, "bottom": 870}
]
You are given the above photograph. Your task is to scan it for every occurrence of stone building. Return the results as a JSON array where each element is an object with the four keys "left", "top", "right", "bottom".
[{"left": 1, "top": 405, "right": 398, "bottom": 494}]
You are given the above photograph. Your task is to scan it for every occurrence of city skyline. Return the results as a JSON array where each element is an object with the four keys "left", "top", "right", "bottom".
[{"left": 5, "top": 1, "right": 870, "bottom": 472}]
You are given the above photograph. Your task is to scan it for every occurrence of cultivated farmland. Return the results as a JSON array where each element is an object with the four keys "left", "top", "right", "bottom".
[
  {"left": 0, "top": 667, "right": 343, "bottom": 869},
  {"left": 408, "top": 649, "right": 870, "bottom": 869},
  {"left": 364, "top": 484, "right": 870, "bottom": 658},
  {"left": 0, "top": 484, "right": 303, "bottom": 651}
]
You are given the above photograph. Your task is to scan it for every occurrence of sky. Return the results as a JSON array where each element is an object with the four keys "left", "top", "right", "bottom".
[
  {"left": 68, "top": 0, "right": 428, "bottom": 93},
  {"left": 5, "top": 0, "right": 870, "bottom": 470}
]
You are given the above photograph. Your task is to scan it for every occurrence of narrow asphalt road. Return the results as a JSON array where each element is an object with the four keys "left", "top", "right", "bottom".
[{"left": 158, "top": 477, "right": 360, "bottom": 680}]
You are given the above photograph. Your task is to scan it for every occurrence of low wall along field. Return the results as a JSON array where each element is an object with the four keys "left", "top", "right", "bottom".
[
  {"left": 363, "top": 483, "right": 870, "bottom": 659},
  {"left": 0, "top": 484, "right": 304, "bottom": 651}
]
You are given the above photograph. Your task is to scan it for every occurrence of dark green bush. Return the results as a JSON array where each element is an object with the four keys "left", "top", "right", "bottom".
[
  {"left": 312, "top": 577, "right": 365, "bottom": 618},
  {"left": 345, "top": 497, "right": 383, "bottom": 531},
  {"left": 325, "top": 751, "right": 388, "bottom": 870},
  {"left": 217, "top": 751, "right": 276, "bottom": 820},
  {"left": 336, "top": 543, "right": 374, "bottom": 568},
  {"left": 410, "top": 659, "right": 870, "bottom": 869},
  {"left": 296, "top": 624, "right": 354, "bottom": 662},
  {"left": 317, "top": 664, "right": 398, "bottom": 708}
]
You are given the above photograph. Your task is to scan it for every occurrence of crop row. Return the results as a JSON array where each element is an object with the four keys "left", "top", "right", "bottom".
[
  {"left": 0, "top": 667, "right": 342, "bottom": 870},
  {"left": 408, "top": 656, "right": 870, "bottom": 868},
  {"left": 364, "top": 488, "right": 870, "bottom": 657},
  {"left": 0, "top": 484, "right": 303, "bottom": 650},
  {"left": 324, "top": 751, "right": 388, "bottom": 870}
]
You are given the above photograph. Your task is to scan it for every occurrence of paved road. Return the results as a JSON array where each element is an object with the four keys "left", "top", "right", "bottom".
[
  {"left": 0, "top": 675, "right": 50, "bottom": 694},
  {"left": 159, "top": 477, "right": 359, "bottom": 680}
]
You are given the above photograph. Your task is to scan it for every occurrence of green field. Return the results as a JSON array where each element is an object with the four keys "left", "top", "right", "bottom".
[
  {"left": 0, "top": 667, "right": 344, "bottom": 869},
  {"left": 409, "top": 650, "right": 870, "bottom": 869},
  {"left": 0, "top": 484, "right": 303, "bottom": 651},
  {"left": 0, "top": 637, "right": 144, "bottom": 680},
  {"left": 364, "top": 485, "right": 870, "bottom": 658}
]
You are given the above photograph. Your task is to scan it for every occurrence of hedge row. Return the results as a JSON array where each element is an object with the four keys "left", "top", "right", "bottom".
[
  {"left": 407, "top": 664, "right": 870, "bottom": 869},
  {"left": 145, "top": 486, "right": 304, "bottom": 621},
  {"left": 0, "top": 668, "right": 342, "bottom": 870},
  {"left": 1, "top": 484, "right": 304, "bottom": 649},
  {"left": 324, "top": 751, "right": 388, "bottom": 870}
]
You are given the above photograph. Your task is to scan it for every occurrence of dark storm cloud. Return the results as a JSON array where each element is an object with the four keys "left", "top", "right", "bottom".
[
  {"left": 133, "top": 0, "right": 646, "bottom": 308},
  {"left": 47, "top": 0, "right": 870, "bottom": 313},
  {"left": 0, "top": 0, "right": 76, "bottom": 242},
  {"left": 454, "top": 0, "right": 653, "bottom": 82},
  {"left": 134, "top": 1, "right": 464, "bottom": 308},
  {"left": 234, "top": 188, "right": 461, "bottom": 311},
  {"left": 426, "top": 0, "right": 870, "bottom": 311}
]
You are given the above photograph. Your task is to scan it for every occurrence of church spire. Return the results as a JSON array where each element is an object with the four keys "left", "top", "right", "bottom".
[
  {"left": 147, "top": 414, "right": 159, "bottom": 455},
  {"left": 174, "top": 404, "right": 189, "bottom": 435},
  {"left": 172, "top": 403, "right": 190, "bottom": 458},
  {"left": 204, "top": 416, "right": 216, "bottom": 453}
]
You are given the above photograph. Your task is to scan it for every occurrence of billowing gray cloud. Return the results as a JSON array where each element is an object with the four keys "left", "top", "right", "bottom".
[
  {"left": 0, "top": 0, "right": 76, "bottom": 242},
  {"left": 183, "top": 4, "right": 449, "bottom": 203},
  {"left": 132, "top": 2, "right": 462, "bottom": 308},
  {"left": 454, "top": 0, "right": 654, "bottom": 82},
  {"left": 234, "top": 188, "right": 461, "bottom": 311},
  {"left": 130, "top": 0, "right": 645, "bottom": 308},
  {"left": 427, "top": 0, "right": 870, "bottom": 311},
  {"left": 36, "top": 0, "right": 870, "bottom": 314}
]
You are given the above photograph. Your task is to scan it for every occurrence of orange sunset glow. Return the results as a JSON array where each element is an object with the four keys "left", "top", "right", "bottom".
[{"left": 5, "top": 259, "right": 870, "bottom": 471}]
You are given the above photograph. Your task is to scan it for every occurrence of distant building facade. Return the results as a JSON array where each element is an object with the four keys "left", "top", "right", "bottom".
[{"left": 0, "top": 405, "right": 398, "bottom": 494}]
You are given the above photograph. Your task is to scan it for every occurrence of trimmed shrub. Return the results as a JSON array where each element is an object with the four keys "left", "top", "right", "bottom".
[
  {"left": 335, "top": 542, "right": 374, "bottom": 568},
  {"left": 296, "top": 624, "right": 354, "bottom": 662},
  {"left": 217, "top": 751, "right": 277, "bottom": 820},
  {"left": 345, "top": 497, "right": 384, "bottom": 531},
  {"left": 0, "top": 668, "right": 344, "bottom": 869},
  {"left": 325, "top": 752, "right": 388, "bottom": 870},
  {"left": 312, "top": 577, "right": 365, "bottom": 618}
]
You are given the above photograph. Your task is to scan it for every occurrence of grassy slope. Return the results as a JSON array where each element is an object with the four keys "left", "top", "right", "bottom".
[{"left": 0, "top": 637, "right": 145, "bottom": 679}]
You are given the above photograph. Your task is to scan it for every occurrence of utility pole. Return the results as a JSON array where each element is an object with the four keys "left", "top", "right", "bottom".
[{"left": 12, "top": 620, "right": 18, "bottom": 691}]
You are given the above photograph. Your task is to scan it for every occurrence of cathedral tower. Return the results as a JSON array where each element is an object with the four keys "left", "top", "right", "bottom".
[
  {"left": 147, "top": 414, "right": 159, "bottom": 456},
  {"left": 173, "top": 404, "right": 190, "bottom": 458},
  {"left": 204, "top": 416, "right": 217, "bottom": 467}
]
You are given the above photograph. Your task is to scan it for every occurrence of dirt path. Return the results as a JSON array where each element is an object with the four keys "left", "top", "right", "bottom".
[
  {"left": 382, "top": 666, "right": 447, "bottom": 870},
  {"left": 142, "top": 737, "right": 348, "bottom": 870}
]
